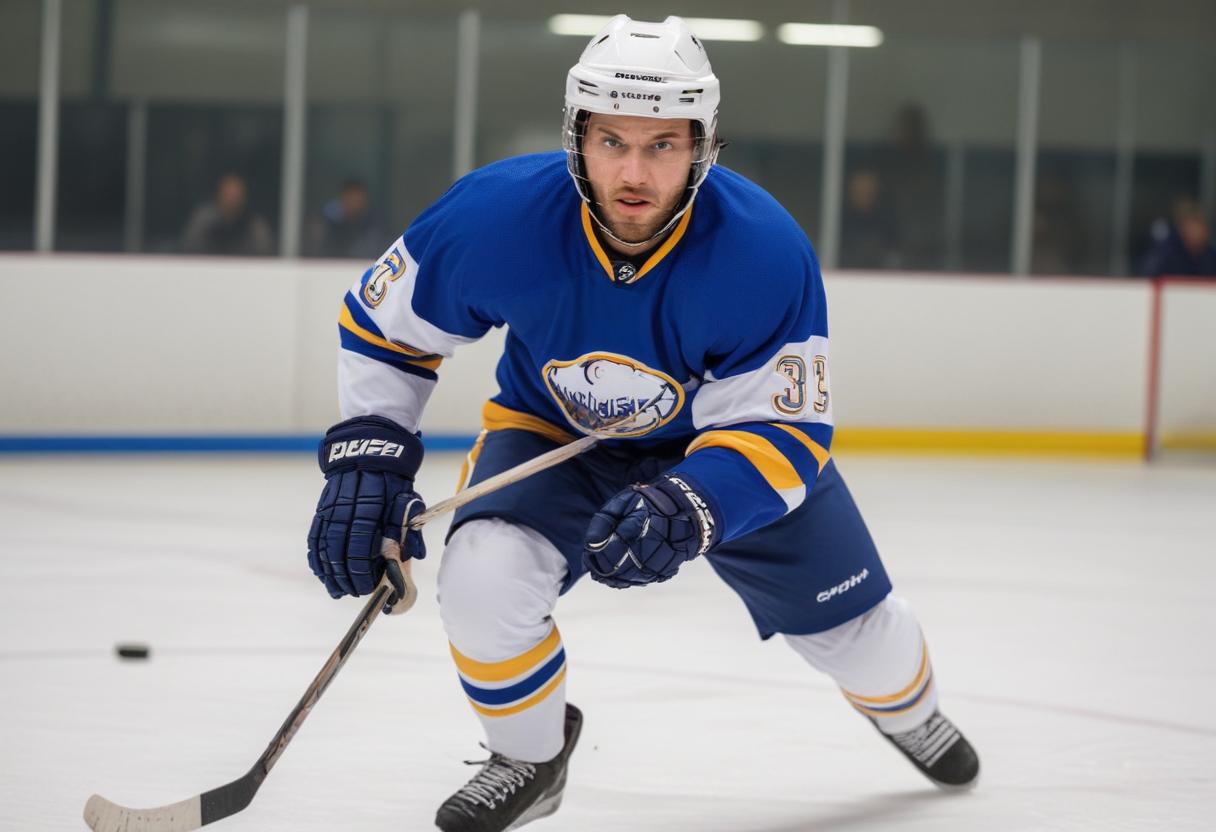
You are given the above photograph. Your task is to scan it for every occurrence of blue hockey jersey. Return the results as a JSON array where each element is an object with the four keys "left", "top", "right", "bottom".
[{"left": 337, "top": 151, "right": 834, "bottom": 543}]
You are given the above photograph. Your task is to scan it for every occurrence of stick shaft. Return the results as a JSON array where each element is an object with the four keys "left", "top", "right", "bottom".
[
  {"left": 256, "top": 585, "right": 393, "bottom": 775},
  {"left": 409, "top": 434, "right": 598, "bottom": 528},
  {"left": 408, "top": 385, "right": 673, "bottom": 529}
]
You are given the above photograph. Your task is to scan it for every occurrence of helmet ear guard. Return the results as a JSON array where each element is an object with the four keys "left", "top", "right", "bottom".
[{"left": 562, "top": 15, "right": 722, "bottom": 249}]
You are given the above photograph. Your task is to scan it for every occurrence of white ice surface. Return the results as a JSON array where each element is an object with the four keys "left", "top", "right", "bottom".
[{"left": 2, "top": 453, "right": 1215, "bottom": 831}]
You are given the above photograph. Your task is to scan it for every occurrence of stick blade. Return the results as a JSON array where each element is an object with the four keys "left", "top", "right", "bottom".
[{"left": 84, "top": 793, "right": 202, "bottom": 832}]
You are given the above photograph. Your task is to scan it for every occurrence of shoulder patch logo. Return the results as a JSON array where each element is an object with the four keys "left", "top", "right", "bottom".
[{"left": 542, "top": 352, "right": 685, "bottom": 437}]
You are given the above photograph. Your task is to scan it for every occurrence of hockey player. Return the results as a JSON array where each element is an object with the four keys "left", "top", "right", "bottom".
[{"left": 306, "top": 15, "right": 980, "bottom": 831}]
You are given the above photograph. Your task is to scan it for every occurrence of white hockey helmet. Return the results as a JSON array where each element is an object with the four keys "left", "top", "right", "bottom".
[{"left": 563, "top": 15, "right": 722, "bottom": 247}]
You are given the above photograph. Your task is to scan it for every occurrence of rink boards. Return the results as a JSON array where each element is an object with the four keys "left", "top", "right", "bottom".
[{"left": 0, "top": 255, "right": 1212, "bottom": 458}]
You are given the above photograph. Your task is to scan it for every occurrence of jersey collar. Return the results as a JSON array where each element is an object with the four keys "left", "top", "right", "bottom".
[{"left": 580, "top": 201, "right": 694, "bottom": 285}]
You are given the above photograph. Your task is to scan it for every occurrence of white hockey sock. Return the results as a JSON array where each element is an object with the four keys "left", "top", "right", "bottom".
[
  {"left": 449, "top": 623, "right": 568, "bottom": 763},
  {"left": 784, "top": 594, "right": 939, "bottom": 735},
  {"left": 438, "top": 518, "right": 569, "bottom": 762}
]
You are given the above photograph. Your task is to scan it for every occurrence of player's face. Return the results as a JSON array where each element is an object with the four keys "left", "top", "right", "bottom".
[{"left": 582, "top": 114, "right": 695, "bottom": 251}]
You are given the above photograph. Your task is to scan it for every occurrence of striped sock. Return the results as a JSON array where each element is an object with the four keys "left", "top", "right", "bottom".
[
  {"left": 449, "top": 622, "right": 568, "bottom": 762},
  {"left": 841, "top": 638, "right": 938, "bottom": 735}
]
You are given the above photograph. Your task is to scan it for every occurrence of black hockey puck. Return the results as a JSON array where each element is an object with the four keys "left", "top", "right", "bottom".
[{"left": 115, "top": 643, "right": 151, "bottom": 660}]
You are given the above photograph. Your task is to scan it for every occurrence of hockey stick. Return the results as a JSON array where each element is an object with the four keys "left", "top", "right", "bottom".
[{"left": 83, "top": 399, "right": 662, "bottom": 832}]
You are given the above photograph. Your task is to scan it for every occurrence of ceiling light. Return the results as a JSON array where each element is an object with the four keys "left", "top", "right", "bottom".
[
  {"left": 549, "top": 14, "right": 764, "bottom": 42},
  {"left": 548, "top": 14, "right": 611, "bottom": 36},
  {"left": 777, "top": 23, "right": 884, "bottom": 48},
  {"left": 681, "top": 18, "right": 764, "bottom": 42}
]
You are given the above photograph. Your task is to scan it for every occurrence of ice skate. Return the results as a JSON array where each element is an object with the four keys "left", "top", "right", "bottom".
[
  {"left": 876, "top": 710, "right": 979, "bottom": 791},
  {"left": 435, "top": 704, "right": 583, "bottom": 832}
]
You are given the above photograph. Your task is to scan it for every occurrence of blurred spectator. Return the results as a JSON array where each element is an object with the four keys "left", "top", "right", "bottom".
[
  {"left": 305, "top": 179, "right": 384, "bottom": 259},
  {"left": 839, "top": 168, "right": 899, "bottom": 269},
  {"left": 1138, "top": 199, "right": 1216, "bottom": 277},
  {"left": 181, "top": 172, "right": 274, "bottom": 256},
  {"left": 884, "top": 103, "right": 945, "bottom": 270}
]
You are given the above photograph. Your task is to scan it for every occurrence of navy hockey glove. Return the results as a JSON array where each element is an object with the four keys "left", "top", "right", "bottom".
[
  {"left": 582, "top": 474, "right": 721, "bottom": 589},
  {"left": 307, "top": 416, "right": 426, "bottom": 601}
]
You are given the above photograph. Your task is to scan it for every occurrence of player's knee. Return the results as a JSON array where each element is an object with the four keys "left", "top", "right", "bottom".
[
  {"left": 437, "top": 518, "right": 566, "bottom": 659},
  {"left": 784, "top": 593, "right": 920, "bottom": 670}
]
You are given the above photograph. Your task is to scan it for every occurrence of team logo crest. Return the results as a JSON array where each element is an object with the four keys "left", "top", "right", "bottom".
[{"left": 542, "top": 352, "right": 684, "bottom": 437}]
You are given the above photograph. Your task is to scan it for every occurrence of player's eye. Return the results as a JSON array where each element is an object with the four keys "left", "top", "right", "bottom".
[
  {"left": 653, "top": 141, "right": 673, "bottom": 152},
  {"left": 601, "top": 137, "right": 623, "bottom": 149}
]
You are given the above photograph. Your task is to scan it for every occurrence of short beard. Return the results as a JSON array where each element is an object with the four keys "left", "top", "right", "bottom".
[
  {"left": 589, "top": 188, "right": 677, "bottom": 246},
  {"left": 606, "top": 215, "right": 667, "bottom": 246}
]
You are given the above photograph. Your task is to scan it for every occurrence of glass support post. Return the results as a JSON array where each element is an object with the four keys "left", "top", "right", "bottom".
[
  {"left": 35, "top": 0, "right": 62, "bottom": 252},
  {"left": 1011, "top": 36, "right": 1041, "bottom": 276}
]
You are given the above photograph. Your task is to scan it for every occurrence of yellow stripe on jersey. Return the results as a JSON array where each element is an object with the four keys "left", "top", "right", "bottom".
[
  {"left": 337, "top": 305, "right": 444, "bottom": 370},
  {"left": 771, "top": 422, "right": 832, "bottom": 474},
  {"left": 455, "top": 430, "right": 487, "bottom": 493},
  {"left": 685, "top": 429, "right": 803, "bottom": 491},
  {"left": 450, "top": 624, "right": 563, "bottom": 684},
  {"left": 579, "top": 201, "right": 694, "bottom": 284},
  {"left": 481, "top": 401, "right": 576, "bottom": 446},
  {"left": 631, "top": 205, "right": 693, "bottom": 282},
  {"left": 580, "top": 203, "right": 615, "bottom": 279}
]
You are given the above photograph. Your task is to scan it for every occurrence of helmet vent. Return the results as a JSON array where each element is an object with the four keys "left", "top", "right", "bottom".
[
  {"left": 595, "top": 34, "right": 610, "bottom": 45},
  {"left": 629, "top": 32, "right": 660, "bottom": 38}
]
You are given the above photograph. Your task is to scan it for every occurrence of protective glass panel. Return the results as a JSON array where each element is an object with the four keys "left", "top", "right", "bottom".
[
  {"left": 0, "top": 0, "right": 40, "bottom": 250},
  {"left": 112, "top": 0, "right": 285, "bottom": 254},
  {"left": 478, "top": 18, "right": 572, "bottom": 164},
  {"left": 303, "top": 11, "right": 457, "bottom": 259},
  {"left": 844, "top": 35, "right": 1020, "bottom": 272},
  {"left": 1035, "top": 42, "right": 1121, "bottom": 276},
  {"left": 1129, "top": 42, "right": 1216, "bottom": 277},
  {"left": 56, "top": 101, "right": 129, "bottom": 252},
  {"left": 710, "top": 31, "right": 828, "bottom": 243},
  {"left": 54, "top": 0, "right": 128, "bottom": 252}
]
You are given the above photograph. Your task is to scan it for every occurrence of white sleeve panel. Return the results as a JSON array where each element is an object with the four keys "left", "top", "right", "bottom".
[
  {"left": 338, "top": 351, "right": 437, "bottom": 431},
  {"left": 691, "top": 335, "right": 834, "bottom": 430},
  {"left": 357, "top": 236, "right": 480, "bottom": 357}
]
